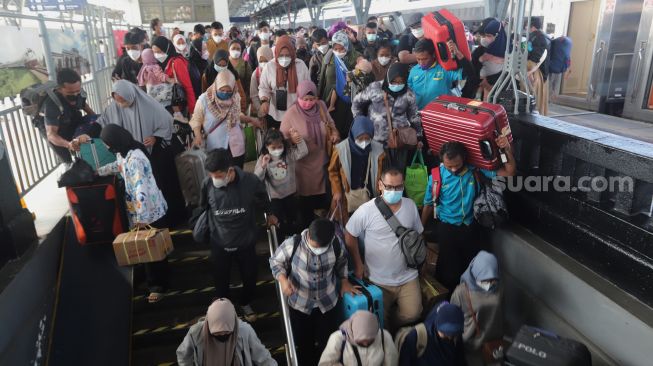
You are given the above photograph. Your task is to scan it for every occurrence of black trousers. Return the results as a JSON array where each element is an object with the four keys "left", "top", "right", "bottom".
[
  {"left": 231, "top": 154, "right": 245, "bottom": 169},
  {"left": 298, "top": 194, "right": 329, "bottom": 230},
  {"left": 435, "top": 221, "right": 481, "bottom": 293},
  {"left": 265, "top": 114, "right": 281, "bottom": 131},
  {"left": 151, "top": 141, "right": 187, "bottom": 226},
  {"left": 329, "top": 98, "right": 354, "bottom": 140},
  {"left": 144, "top": 216, "right": 170, "bottom": 293},
  {"left": 289, "top": 305, "right": 339, "bottom": 366},
  {"left": 211, "top": 243, "right": 258, "bottom": 306},
  {"left": 271, "top": 195, "right": 300, "bottom": 239}
]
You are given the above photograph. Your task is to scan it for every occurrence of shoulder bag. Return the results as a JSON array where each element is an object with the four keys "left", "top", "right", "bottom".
[
  {"left": 345, "top": 154, "right": 372, "bottom": 213},
  {"left": 463, "top": 283, "right": 505, "bottom": 363},
  {"left": 384, "top": 92, "right": 417, "bottom": 149}
]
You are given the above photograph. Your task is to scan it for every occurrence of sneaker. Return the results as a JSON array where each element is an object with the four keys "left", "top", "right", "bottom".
[
  {"left": 173, "top": 112, "right": 188, "bottom": 123},
  {"left": 241, "top": 304, "right": 258, "bottom": 322}
]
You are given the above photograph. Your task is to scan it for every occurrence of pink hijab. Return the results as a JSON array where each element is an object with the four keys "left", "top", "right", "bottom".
[{"left": 295, "top": 80, "right": 324, "bottom": 149}]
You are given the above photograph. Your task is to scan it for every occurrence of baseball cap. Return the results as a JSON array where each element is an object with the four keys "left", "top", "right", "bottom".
[{"left": 408, "top": 12, "right": 425, "bottom": 28}]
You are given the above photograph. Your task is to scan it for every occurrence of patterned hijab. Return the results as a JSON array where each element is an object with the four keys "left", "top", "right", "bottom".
[{"left": 206, "top": 70, "right": 241, "bottom": 129}]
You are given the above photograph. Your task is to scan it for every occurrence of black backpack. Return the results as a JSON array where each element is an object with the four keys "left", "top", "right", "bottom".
[
  {"left": 187, "top": 62, "right": 202, "bottom": 100},
  {"left": 20, "top": 81, "right": 63, "bottom": 137}
]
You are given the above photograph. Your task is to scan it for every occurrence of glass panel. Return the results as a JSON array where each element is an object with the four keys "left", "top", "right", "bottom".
[
  {"left": 163, "top": 1, "right": 193, "bottom": 22},
  {"left": 141, "top": 5, "right": 162, "bottom": 24},
  {"left": 195, "top": 4, "right": 214, "bottom": 22}
]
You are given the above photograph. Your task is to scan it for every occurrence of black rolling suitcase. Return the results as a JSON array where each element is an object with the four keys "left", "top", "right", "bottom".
[{"left": 505, "top": 325, "right": 592, "bottom": 366}]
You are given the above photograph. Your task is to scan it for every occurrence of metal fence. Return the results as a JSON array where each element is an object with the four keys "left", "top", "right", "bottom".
[{"left": 0, "top": 8, "right": 118, "bottom": 196}]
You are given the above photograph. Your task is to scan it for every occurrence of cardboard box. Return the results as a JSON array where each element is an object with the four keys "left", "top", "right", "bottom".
[{"left": 112, "top": 228, "right": 174, "bottom": 266}]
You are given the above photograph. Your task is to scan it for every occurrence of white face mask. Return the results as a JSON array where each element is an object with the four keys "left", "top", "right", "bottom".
[
  {"left": 269, "top": 148, "right": 284, "bottom": 157},
  {"left": 214, "top": 64, "right": 227, "bottom": 73},
  {"left": 230, "top": 50, "right": 241, "bottom": 59},
  {"left": 334, "top": 50, "right": 346, "bottom": 59},
  {"left": 278, "top": 56, "right": 292, "bottom": 68},
  {"left": 480, "top": 37, "right": 493, "bottom": 48},
  {"left": 318, "top": 44, "right": 329, "bottom": 54},
  {"left": 154, "top": 52, "right": 168, "bottom": 63},
  {"left": 202, "top": 49, "right": 210, "bottom": 60},
  {"left": 176, "top": 43, "right": 187, "bottom": 52},
  {"left": 259, "top": 61, "right": 268, "bottom": 69},
  {"left": 260, "top": 32, "right": 271, "bottom": 41},
  {"left": 378, "top": 56, "right": 391, "bottom": 66},
  {"left": 411, "top": 28, "right": 424, "bottom": 39},
  {"left": 308, "top": 243, "right": 329, "bottom": 256},
  {"left": 476, "top": 280, "right": 493, "bottom": 292},
  {"left": 212, "top": 34, "right": 223, "bottom": 43},
  {"left": 355, "top": 139, "right": 370, "bottom": 149},
  {"left": 126, "top": 49, "right": 141, "bottom": 61},
  {"left": 212, "top": 176, "right": 227, "bottom": 188}
]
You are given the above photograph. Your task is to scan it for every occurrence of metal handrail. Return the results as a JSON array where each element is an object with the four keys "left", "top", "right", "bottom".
[{"left": 266, "top": 223, "right": 299, "bottom": 366}]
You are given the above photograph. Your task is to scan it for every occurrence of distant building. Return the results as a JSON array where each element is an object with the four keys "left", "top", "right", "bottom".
[{"left": 52, "top": 48, "right": 90, "bottom": 76}]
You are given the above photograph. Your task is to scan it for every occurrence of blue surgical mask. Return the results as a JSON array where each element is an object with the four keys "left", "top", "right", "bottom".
[
  {"left": 366, "top": 33, "right": 377, "bottom": 42},
  {"left": 388, "top": 83, "right": 405, "bottom": 93},
  {"left": 383, "top": 190, "right": 403, "bottom": 204},
  {"left": 216, "top": 92, "right": 233, "bottom": 100}
]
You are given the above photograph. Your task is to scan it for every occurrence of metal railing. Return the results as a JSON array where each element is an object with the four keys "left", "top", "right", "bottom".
[{"left": 266, "top": 222, "right": 299, "bottom": 366}]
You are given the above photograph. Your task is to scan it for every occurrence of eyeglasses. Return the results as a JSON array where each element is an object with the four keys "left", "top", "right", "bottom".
[{"left": 381, "top": 182, "right": 404, "bottom": 191}]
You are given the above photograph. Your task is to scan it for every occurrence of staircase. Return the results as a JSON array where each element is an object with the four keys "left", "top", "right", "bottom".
[{"left": 130, "top": 227, "right": 288, "bottom": 366}]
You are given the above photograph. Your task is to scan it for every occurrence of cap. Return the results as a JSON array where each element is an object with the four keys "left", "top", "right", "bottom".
[
  {"left": 474, "top": 17, "right": 496, "bottom": 35},
  {"left": 206, "top": 298, "right": 236, "bottom": 334},
  {"left": 436, "top": 303, "right": 464, "bottom": 336},
  {"left": 408, "top": 12, "right": 424, "bottom": 28}
]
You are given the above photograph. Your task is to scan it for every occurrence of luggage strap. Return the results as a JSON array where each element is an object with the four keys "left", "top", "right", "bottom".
[
  {"left": 373, "top": 197, "right": 405, "bottom": 238},
  {"left": 287, "top": 233, "right": 342, "bottom": 278},
  {"left": 434, "top": 11, "right": 459, "bottom": 54}
]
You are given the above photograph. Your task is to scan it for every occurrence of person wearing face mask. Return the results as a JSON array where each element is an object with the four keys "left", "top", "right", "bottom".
[
  {"left": 319, "top": 310, "right": 399, "bottom": 366},
  {"left": 294, "top": 36, "right": 311, "bottom": 68},
  {"left": 421, "top": 141, "right": 515, "bottom": 292},
  {"left": 328, "top": 116, "right": 386, "bottom": 220},
  {"left": 207, "top": 21, "right": 229, "bottom": 61},
  {"left": 361, "top": 22, "right": 381, "bottom": 61},
  {"left": 398, "top": 12, "right": 426, "bottom": 65},
  {"left": 317, "top": 30, "right": 364, "bottom": 139},
  {"left": 450, "top": 251, "right": 503, "bottom": 366},
  {"left": 345, "top": 167, "right": 424, "bottom": 332},
  {"left": 398, "top": 302, "right": 467, "bottom": 366},
  {"left": 247, "top": 21, "right": 272, "bottom": 70},
  {"left": 270, "top": 218, "right": 358, "bottom": 366},
  {"left": 203, "top": 49, "right": 250, "bottom": 114},
  {"left": 228, "top": 40, "right": 252, "bottom": 107},
  {"left": 407, "top": 38, "right": 473, "bottom": 110},
  {"left": 280, "top": 80, "right": 339, "bottom": 229},
  {"left": 352, "top": 62, "right": 423, "bottom": 172},
  {"left": 309, "top": 28, "right": 329, "bottom": 85},
  {"left": 371, "top": 41, "right": 395, "bottom": 82},
  {"left": 189, "top": 24, "right": 209, "bottom": 73},
  {"left": 461, "top": 18, "right": 499, "bottom": 99},
  {"left": 200, "top": 149, "right": 277, "bottom": 322},
  {"left": 476, "top": 19, "right": 507, "bottom": 100},
  {"left": 151, "top": 36, "right": 197, "bottom": 117},
  {"left": 112, "top": 30, "right": 145, "bottom": 84},
  {"left": 254, "top": 128, "right": 308, "bottom": 238},
  {"left": 249, "top": 45, "right": 273, "bottom": 118},
  {"left": 173, "top": 33, "right": 189, "bottom": 58},
  {"left": 43, "top": 68, "right": 96, "bottom": 163},
  {"left": 97, "top": 124, "right": 170, "bottom": 303},
  {"left": 258, "top": 35, "right": 310, "bottom": 130},
  {"left": 176, "top": 298, "right": 277, "bottom": 366}
]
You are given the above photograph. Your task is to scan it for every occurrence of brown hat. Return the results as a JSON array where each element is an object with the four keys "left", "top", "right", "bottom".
[{"left": 206, "top": 298, "right": 236, "bottom": 334}]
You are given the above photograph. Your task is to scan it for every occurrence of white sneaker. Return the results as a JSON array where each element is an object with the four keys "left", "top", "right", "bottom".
[
  {"left": 173, "top": 112, "right": 188, "bottom": 123},
  {"left": 241, "top": 304, "right": 258, "bottom": 322}
]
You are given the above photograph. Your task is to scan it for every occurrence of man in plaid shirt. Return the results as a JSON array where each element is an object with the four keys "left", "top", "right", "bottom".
[{"left": 270, "top": 218, "right": 359, "bottom": 365}]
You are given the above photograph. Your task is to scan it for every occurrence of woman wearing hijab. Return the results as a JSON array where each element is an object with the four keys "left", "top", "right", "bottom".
[
  {"left": 317, "top": 30, "right": 364, "bottom": 139},
  {"left": 295, "top": 36, "right": 311, "bottom": 67},
  {"left": 98, "top": 80, "right": 186, "bottom": 225},
  {"left": 173, "top": 34, "right": 189, "bottom": 58},
  {"left": 477, "top": 19, "right": 507, "bottom": 100},
  {"left": 190, "top": 71, "right": 254, "bottom": 168},
  {"left": 280, "top": 80, "right": 339, "bottom": 229},
  {"left": 250, "top": 46, "right": 273, "bottom": 118},
  {"left": 98, "top": 124, "right": 169, "bottom": 303},
  {"left": 399, "top": 303, "right": 467, "bottom": 366},
  {"left": 258, "top": 35, "right": 310, "bottom": 130},
  {"left": 319, "top": 310, "right": 398, "bottom": 366},
  {"left": 328, "top": 116, "right": 385, "bottom": 220},
  {"left": 203, "top": 49, "right": 249, "bottom": 113},
  {"left": 228, "top": 39, "right": 252, "bottom": 102},
  {"left": 351, "top": 62, "right": 423, "bottom": 172},
  {"left": 176, "top": 298, "right": 277, "bottom": 366},
  {"left": 450, "top": 251, "right": 503, "bottom": 366},
  {"left": 151, "top": 36, "right": 197, "bottom": 117}
]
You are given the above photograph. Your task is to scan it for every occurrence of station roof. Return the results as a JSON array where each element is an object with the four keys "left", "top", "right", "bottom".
[{"left": 229, "top": 0, "right": 332, "bottom": 21}]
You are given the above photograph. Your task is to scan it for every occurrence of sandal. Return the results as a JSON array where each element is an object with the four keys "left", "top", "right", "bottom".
[{"left": 147, "top": 292, "right": 165, "bottom": 303}]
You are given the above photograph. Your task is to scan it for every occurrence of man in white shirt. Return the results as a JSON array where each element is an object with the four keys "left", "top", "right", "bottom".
[{"left": 345, "top": 167, "right": 423, "bottom": 330}]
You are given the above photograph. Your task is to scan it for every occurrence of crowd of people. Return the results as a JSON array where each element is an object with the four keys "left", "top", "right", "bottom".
[{"left": 38, "top": 12, "right": 566, "bottom": 366}]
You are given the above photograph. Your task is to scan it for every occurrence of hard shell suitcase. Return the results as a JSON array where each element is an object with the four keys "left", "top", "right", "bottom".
[
  {"left": 66, "top": 176, "right": 127, "bottom": 245},
  {"left": 422, "top": 9, "right": 472, "bottom": 71},
  {"left": 175, "top": 149, "right": 207, "bottom": 208},
  {"left": 421, "top": 95, "right": 513, "bottom": 170},
  {"left": 505, "top": 325, "right": 592, "bottom": 366},
  {"left": 79, "top": 138, "right": 116, "bottom": 171},
  {"left": 340, "top": 275, "right": 384, "bottom": 329}
]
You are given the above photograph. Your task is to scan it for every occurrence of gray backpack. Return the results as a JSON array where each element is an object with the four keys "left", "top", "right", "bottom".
[
  {"left": 374, "top": 197, "right": 426, "bottom": 269},
  {"left": 472, "top": 170, "right": 508, "bottom": 229}
]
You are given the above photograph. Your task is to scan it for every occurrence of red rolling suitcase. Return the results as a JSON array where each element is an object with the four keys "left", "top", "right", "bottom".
[
  {"left": 421, "top": 95, "right": 513, "bottom": 170},
  {"left": 422, "top": 9, "right": 472, "bottom": 71}
]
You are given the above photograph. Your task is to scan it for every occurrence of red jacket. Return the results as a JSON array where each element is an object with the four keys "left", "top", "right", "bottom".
[{"left": 165, "top": 55, "right": 196, "bottom": 113}]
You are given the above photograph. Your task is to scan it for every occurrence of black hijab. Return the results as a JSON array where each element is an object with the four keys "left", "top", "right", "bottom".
[
  {"left": 382, "top": 62, "right": 410, "bottom": 98},
  {"left": 152, "top": 36, "right": 179, "bottom": 69},
  {"left": 100, "top": 124, "right": 149, "bottom": 157},
  {"left": 204, "top": 49, "right": 241, "bottom": 88}
]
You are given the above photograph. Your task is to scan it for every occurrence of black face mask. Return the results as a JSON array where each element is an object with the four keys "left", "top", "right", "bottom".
[
  {"left": 296, "top": 48, "right": 308, "bottom": 59},
  {"left": 214, "top": 334, "right": 231, "bottom": 342}
]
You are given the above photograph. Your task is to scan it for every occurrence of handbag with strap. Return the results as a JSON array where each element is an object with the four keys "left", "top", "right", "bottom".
[
  {"left": 318, "top": 103, "right": 337, "bottom": 158},
  {"left": 345, "top": 153, "right": 372, "bottom": 213},
  {"left": 383, "top": 92, "right": 418, "bottom": 149},
  {"left": 170, "top": 60, "right": 187, "bottom": 107},
  {"left": 463, "top": 283, "right": 505, "bottom": 363}
]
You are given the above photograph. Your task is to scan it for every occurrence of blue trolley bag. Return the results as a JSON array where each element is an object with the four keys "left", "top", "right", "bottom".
[{"left": 341, "top": 275, "right": 384, "bottom": 329}]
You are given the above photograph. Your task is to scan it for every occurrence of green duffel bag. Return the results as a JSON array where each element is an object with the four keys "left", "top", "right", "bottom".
[
  {"left": 405, "top": 150, "right": 428, "bottom": 208},
  {"left": 244, "top": 124, "right": 257, "bottom": 162}
]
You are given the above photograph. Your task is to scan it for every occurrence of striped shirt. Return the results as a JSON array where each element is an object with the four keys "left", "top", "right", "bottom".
[{"left": 269, "top": 230, "right": 347, "bottom": 315}]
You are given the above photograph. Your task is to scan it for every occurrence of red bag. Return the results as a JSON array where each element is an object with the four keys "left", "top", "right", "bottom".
[
  {"left": 421, "top": 96, "right": 513, "bottom": 170},
  {"left": 422, "top": 9, "right": 472, "bottom": 71}
]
